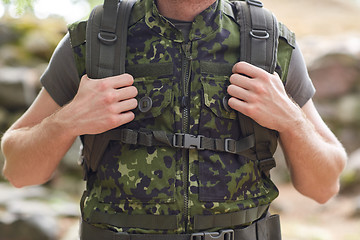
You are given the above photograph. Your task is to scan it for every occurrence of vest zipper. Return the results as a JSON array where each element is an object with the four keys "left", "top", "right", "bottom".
[{"left": 181, "top": 41, "right": 192, "bottom": 232}]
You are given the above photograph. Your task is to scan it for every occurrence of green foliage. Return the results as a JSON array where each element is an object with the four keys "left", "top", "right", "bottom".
[
  {"left": 1, "top": 0, "right": 34, "bottom": 13},
  {"left": 1, "top": 0, "right": 103, "bottom": 15}
]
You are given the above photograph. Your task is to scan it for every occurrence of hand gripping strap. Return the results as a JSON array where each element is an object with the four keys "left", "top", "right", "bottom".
[
  {"left": 83, "top": 0, "right": 136, "bottom": 172},
  {"left": 233, "top": 0, "right": 279, "bottom": 173}
]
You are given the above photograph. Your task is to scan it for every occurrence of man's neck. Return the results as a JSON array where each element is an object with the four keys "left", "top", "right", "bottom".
[{"left": 156, "top": 0, "right": 217, "bottom": 22}]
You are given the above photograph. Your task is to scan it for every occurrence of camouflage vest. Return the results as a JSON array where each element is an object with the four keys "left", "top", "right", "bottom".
[{"left": 68, "top": 0, "right": 295, "bottom": 234}]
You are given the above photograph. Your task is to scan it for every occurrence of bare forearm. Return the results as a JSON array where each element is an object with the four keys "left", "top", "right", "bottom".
[
  {"left": 279, "top": 111, "right": 347, "bottom": 203},
  {"left": 1, "top": 114, "right": 76, "bottom": 188}
]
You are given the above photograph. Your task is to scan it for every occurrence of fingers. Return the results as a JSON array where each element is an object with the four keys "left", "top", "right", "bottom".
[
  {"left": 115, "top": 86, "right": 138, "bottom": 102},
  {"left": 232, "top": 61, "right": 266, "bottom": 78},
  {"left": 111, "top": 98, "right": 138, "bottom": 114},
  {"left": 85, "top": 73, "right": 135, "bottom": 90}
]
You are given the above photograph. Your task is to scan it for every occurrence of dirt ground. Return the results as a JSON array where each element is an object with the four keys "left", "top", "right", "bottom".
[{"left": 273, "top": 184, "right": 360, "bottom": 240}]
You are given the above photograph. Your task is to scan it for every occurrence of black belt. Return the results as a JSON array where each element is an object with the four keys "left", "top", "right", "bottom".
[{"left": 80, "top": 214, "right": 281, "bottom": 240}]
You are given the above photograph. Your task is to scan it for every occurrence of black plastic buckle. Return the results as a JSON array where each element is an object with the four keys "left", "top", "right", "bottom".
[
  {"left": 173, "top": 133, "right": 204, "bottom": 150},
  {"left": 98, "top": 31, "right": 118, "bottom": 45},
  {"left": 246, "top": 0, "right": 263, "bottom": 7},
  {"left": 225, "top": 139, "right": 236, "bottom": 154},
  {"left": 191, "top": 229, "right": 234, "bottom": 240}
]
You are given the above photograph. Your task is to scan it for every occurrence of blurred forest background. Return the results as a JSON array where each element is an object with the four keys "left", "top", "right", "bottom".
[{"left": 0, "top": 0, "right": 360, "bottom": 239}]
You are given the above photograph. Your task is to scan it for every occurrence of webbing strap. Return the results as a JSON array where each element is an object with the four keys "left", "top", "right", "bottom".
[
  {"left": 81, "top": 213, "right": 281, "bottom": 240},
  {"left": 86, "top": 0, "right": 136, "bottom": 78},
  {"left": 83, "top": 128, "right": 257, "bottom": 172},
  {"left": 118, "top": 128, "right": 256, "bottom": 155},
  {"left": 233, "top": 0, "right": 278, "bottom": 173},
  {"left": 194, "top": 204, "right": 269, "bottom": 230},
  {"left": 118, "top": 0, "right": 136, "bottom": 74},
  {"left": 84, "top": 0, "right": 136, "bottom": 171},
  {"left": 90, "top": 211, "right": 178, "bottom": 230},
  {"left": 86, "top": 204, "right": 269, "bottom": 231}
]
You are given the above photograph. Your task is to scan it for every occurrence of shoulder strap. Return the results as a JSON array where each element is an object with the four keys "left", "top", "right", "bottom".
[
  {"left": 86, "top": 0, "right": 136, "bottom": 79},
  {"left": 232, "top": 0, "right": 279, "bottom": 174},
  {"left": 82, "top": 0, "right": 136, "bottom": 173},
  {"left": 233, "top": 0, "right": 279, "bottom": 73}
]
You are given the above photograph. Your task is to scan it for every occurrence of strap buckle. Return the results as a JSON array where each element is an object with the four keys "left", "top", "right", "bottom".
[
  {"left": 173, "top": 133, "right": 204, "bottom": 150},
  {"left": 191, "top": 229, "right": 234, "bottom": 240},
  {"left": 250, "top": 29, "right": 270, "bottom": 39},
  {"left": 225, "top": 139, "right": 236, "bottom": 153},
  {"left": 98, "top": 31, "right": 118, "bottom": 45}
]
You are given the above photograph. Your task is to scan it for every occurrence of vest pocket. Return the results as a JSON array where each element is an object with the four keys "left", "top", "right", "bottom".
[
  {"left": 197, "top": 73, "right": 269, "bottom": 202},
  {"left": 97, "top": 63, "right": 176, "bottom": 204},
  {"left": 133, "top": 78, "right": 173, "bottom": 121}
]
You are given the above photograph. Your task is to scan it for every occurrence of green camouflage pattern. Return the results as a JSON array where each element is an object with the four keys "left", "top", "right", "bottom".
[{"left": 68, "top": 0, "right": 294, "bottom": 234}]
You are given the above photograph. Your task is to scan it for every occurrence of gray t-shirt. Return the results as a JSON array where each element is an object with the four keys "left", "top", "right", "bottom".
[{"left": 41, "top": 32, "right": 315, "bottom": 108}]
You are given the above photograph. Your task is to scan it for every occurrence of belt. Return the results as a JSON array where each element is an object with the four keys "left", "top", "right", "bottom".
[{"left": 80, "top": 214, "right": 281, "bottom": 240}]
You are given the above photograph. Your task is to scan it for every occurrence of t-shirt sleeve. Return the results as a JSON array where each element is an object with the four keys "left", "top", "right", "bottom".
[
  {"left": 284, "top": 42, "right": 316, "bottom": 108},
  {"left": 40, "top": 33, "right": 80, "bottom": 107}
]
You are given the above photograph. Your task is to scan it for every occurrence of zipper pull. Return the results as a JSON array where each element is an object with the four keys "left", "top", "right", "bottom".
[{"left": 181, "top": 42, "right": 192, "bottom": 60}]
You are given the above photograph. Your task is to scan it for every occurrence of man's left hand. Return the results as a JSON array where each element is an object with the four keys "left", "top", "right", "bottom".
[{"left": 227, "top": 61, "right": 302, "bottom": 133}]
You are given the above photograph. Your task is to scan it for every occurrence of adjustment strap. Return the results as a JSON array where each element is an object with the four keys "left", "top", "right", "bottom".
[{"left": 118, "top": 129, "right": 256, "bottom": 155}]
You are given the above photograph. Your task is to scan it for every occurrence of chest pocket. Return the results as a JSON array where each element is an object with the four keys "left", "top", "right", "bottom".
[
  {"left": 197, "top": 61, "right": 268, "bottom": 202},
  {"left": 127, "top": 63, "right": 174, "bottom": 125},
  {"left": 97, "top": 62, "right": 177, "bottom": 204},
  {"left": 199, "top": 61, "right": 237, "bottom": 135}
]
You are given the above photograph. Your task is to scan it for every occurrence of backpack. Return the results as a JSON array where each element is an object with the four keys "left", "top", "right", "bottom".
[{"left": 80, "top": 0, "right": 287, "bottom": 177}]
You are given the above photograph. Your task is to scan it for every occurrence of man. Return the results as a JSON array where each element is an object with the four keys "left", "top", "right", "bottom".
[{"left": 1, "top": 0, "right": 347, "bottom": 239}]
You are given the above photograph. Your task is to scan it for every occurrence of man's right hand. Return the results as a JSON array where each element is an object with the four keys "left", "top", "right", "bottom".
[{"left": 59, "top": 74, "right": 138, "bottom": 136}]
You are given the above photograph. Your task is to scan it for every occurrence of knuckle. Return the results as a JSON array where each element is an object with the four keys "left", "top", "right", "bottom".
[
  {"left": 106, "top": 115, "right": 118, "bottom": 127},
  {"left": 102, "top": 91, "right": 116, "bottom": 104},
  {"left": 96, "top": 80, "right": 109, "bottom": 91},
  {"left": 253, "top": 83, "right": 266, "bottom": 95}
]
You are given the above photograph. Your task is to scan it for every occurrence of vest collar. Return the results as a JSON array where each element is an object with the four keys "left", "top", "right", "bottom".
[{"left": 144, "top": 0, "right": 223, "bottom": 42}]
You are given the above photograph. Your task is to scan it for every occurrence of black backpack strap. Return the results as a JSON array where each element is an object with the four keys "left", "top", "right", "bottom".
[
  {"left": 86, "top": 0, "right": 136, "bottom": 79},
  {"left": 233, "top": 0, "right": 279, "bottom": 174},
  {"left": 82, "top": 0, "right": 136, "bottom": 173}
]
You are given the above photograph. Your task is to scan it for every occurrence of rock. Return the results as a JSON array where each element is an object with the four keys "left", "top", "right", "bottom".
[
  {"left": 0, "top": 183, "right": 80, "bottom": 240},
  {"left": 0, "top": 23, "right": 19, "bottom": 46},
  {"left": 353, "top": 196, "right": 360, "bottom": 218},
  {"left": 309, "top": 53, "right": 360, "bottom": 99},
  {"left": 0, "top": 67, "right": 41, "bottom": 110},
  {"left": 0, "top": 213, "right": 57, "bottom": 240}
]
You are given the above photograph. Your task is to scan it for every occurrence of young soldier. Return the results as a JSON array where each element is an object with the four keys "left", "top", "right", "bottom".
[{"left": 1, "top": 0, "right": 347, "bottom": 239}]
